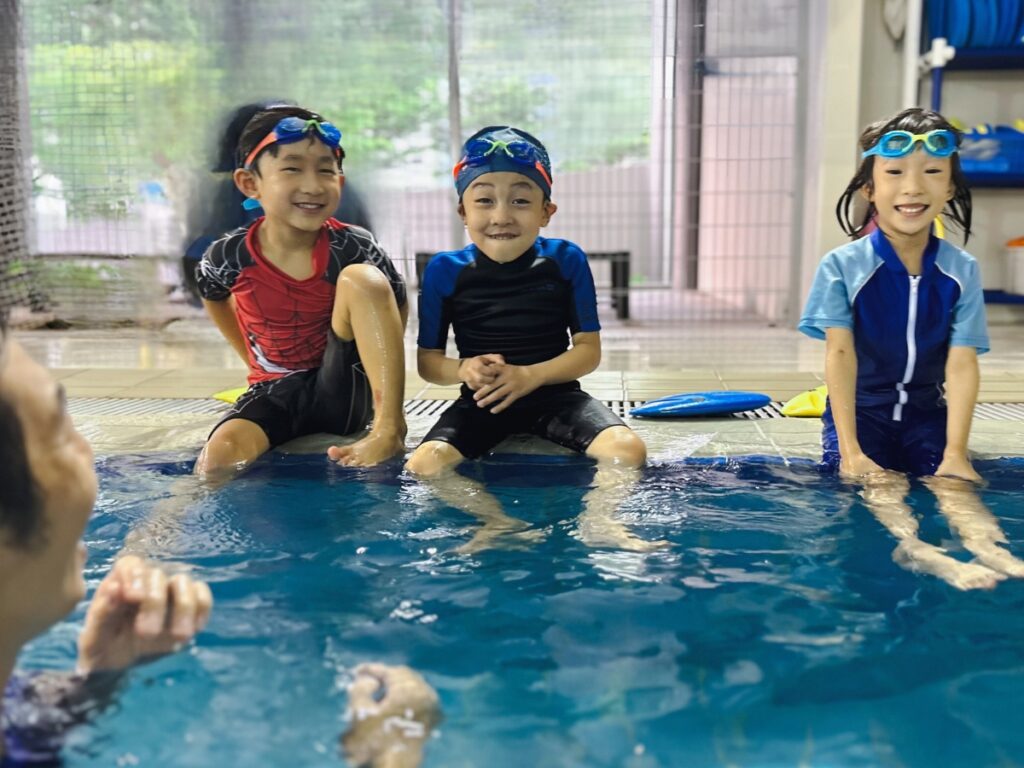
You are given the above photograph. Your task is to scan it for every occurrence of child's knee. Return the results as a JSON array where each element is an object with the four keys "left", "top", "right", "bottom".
[
  {"left": 338, "top": 263, "right": 392, "bottom": 302},
  {"left": 587, "top": 426, "right": 647, "bottom": 467},
  {"left": 196, "top": 420, "right": 269, "bottom": 477},
  {"left": 405, "top": 441, "right": 465, "bottom": 477}
]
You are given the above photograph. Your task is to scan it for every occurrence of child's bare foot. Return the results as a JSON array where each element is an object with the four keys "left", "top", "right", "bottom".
[
  {"left": 574, "top": 516, "right": 669, "bottom": 552},
  {"left": 456, "top": 518, "right": 545, "bottom": 554},
  {"left": 969, "top": 544, "right": 1024, "bottom": 578},
  {"left": 328, "top": 429, "right": 406, "bottom": 467},
  {"left": 893, "top": 540, "right": 1005, "bottom": 590}
]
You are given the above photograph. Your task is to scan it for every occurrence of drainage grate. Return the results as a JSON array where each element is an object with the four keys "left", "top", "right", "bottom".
[
  {"left": 403, "top": 399, "right": 450, "bottom": 417},
  {"left": 974, "top": 402, "right": 1024, "bottom": 420},
  {"left": 731, "top": 402, "right": 787, "bottom": 419},
  {"left": 68, "top": 398, "right": 1024, "bottom": 421},
  {"left": 611, "top": 400, "right": 1023, "bottom": 420},
  {"left": 69, "top": 398, "right": 229, "bottom": 417}
]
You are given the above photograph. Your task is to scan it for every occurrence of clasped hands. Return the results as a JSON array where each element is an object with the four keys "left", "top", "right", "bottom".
[{"left": 458, "top": 354, "right": 541, "bottom": 414}]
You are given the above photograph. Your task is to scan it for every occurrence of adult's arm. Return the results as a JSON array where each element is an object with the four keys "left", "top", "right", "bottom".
[{"left": 3, "top": 558, "right": 212, "bottom": 762}]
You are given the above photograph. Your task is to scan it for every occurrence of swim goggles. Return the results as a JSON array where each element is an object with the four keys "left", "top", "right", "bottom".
[
  {"left": 862, "top": 129, "right": 958, "bottom": 159},
  {"left": 452, "top": 137, "right": 553, "bottom": 188},
  {"left": 243, "top": 117, "right": 343, "bottom": 169}
]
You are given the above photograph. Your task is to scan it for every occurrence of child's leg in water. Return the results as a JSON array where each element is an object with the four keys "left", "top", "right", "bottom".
[
  {"left": 924, "top": 476, "right": 1024, "bottom": 578},
  {"left": 859, "top": 472, "right": 1004, "bottom": 590},
  {"left": 576, "top": 426, "right": 668, "bottom": 553},
  {"left": 405, "top": 441, "right": 544, "bottom": 554}
]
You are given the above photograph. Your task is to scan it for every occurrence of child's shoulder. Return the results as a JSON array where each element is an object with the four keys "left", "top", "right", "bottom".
[
  {"left": 934, "top": 238, "right": 980, "bottom": 267},
  {"left": 934, "top": 239, "right": 982, "bottom": 285},
  {"left": 426, "top": 244, "right": 477, "bottom": 273},
  {"left": 822, "top": 235, "right": 879, "bottom": 266},
  {"left": 534, "top": 236, "right": 587, "bottom": 260},
  {"left": 202, "top": 221, "right": 257, "bottom": 264},
  {"left": 420, "top": 245, "right": 477, "bottom": 291},
  {"left": 532, "top": 238, "right": 593, "bottom": 277},
  {"left": 325, "top": 219, "right": 376, "bottom": 248}
]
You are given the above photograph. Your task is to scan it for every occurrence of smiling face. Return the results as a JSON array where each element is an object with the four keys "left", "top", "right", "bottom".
[
  {"left": 864, "top": 147, "right": 954, "bottom": 245},
  {"left": 0, "top": 339, "right": 96, "bottom": 646},
  {"left": 234, "top": 137, "right": 343, "bottom": 238},
  {"left": 458, "top": 171, "right": 557, "bottom": 263}
]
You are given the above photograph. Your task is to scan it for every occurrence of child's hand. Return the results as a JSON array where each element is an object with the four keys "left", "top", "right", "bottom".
[
  {"left": 458, "top": 354, "right": 504, "bottom": 390},
  {"left": 473, "top": 363, "right": 541, "bottom": 413},
  {"left": 839, "top": 452, "right": 886, "bottom": 479},
  {"left": 935, "top": 452, "right": 982, "bottom": 483}
]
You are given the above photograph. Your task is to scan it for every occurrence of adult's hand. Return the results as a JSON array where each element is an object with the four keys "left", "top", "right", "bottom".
[
  {"left": 341, "top": 664, "right": 441, "bottom": 768},
  {"left": 76, "top": 556, "right": 213, "bottom": 674}
]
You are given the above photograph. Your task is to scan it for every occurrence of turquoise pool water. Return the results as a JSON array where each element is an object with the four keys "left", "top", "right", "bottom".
[{"left": 18, "top": 454, "right": 1024, "bottom": 767}]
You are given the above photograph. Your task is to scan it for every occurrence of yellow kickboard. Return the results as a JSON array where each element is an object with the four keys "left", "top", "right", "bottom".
[
  {"left": 781, "top": 384, "right": 828, "bottom": 418},
  {"left": 212, "top": 386, "right": 248, "bottom": 404}
]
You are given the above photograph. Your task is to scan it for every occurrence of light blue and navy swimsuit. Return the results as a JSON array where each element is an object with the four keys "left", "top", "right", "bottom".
[
  {"left": 417, "top": 236, "right": 623, "bottom": 458},
  {"left": 799, "top": 228, "right": 989, "bottom": 475}
]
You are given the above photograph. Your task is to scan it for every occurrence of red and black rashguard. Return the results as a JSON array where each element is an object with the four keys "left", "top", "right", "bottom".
[{"left": 197, "top": 217, "right": 406, "bottom": 385}]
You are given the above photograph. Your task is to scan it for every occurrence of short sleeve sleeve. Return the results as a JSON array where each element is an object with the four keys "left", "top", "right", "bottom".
[
  {"left": 798, "top": 251, "right": 853, "bottom": 340},
  {"left": 559, "top": 243, "right": 600, "bottom": 334},
  {"left": 416, "top": 254, "right": 451, "bottom": 350},
  {"left": 949, "top": 257, "right": 990, "bottom": 354},
  {"left": 196, "top": 235, "right": 241, "bottom": 301}
]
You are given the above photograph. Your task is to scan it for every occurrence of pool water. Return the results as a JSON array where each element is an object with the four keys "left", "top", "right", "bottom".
[{"left": 18, "top": 454, "right": 1024, "bottom": 767}]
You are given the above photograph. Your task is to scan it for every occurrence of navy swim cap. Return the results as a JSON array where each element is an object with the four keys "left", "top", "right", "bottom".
[{"left": 453, "top": 126, "right": 552, "bottom": 199}]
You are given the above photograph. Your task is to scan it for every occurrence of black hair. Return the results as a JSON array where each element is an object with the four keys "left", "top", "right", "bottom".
[
  {"left": 835, "top": 107, "right": 972, "bottom": 243},
  {"left": 212, "top": 99, "right": 295, "bottom": 173},
  {"left": 236, "top": 105, "right": 346, "bottom": 175},
  {"left": 0, "top": 313, "right": 45, "bottom": 549}
]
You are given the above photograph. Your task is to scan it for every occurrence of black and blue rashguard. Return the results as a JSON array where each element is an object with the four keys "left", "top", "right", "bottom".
[
  {"left": 799, "top": 228, "right": 990, "bottom": 474},
  {"left": 418, "top": 237, "right": 601, "bottom": 364},
  {"left": 416, "top": 237, "right": 623, "bottom": 458}
]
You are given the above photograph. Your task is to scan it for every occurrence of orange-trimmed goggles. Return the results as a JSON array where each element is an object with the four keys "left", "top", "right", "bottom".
[
  {"left": 243, "top": 117, "right": 342, "bottom": 169},
  {"left": 452, "top": 137, "right": 553, "bottom": 188}
]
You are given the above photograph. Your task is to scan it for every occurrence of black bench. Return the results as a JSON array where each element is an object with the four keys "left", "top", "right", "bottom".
[{"left": 414, "top": 250, "right": 630, "bottom": 320}]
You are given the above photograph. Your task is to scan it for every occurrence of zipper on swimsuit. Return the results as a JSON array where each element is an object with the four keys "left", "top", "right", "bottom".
[{"left": 893, "top": 275, "right": 921, "bottom": 422}]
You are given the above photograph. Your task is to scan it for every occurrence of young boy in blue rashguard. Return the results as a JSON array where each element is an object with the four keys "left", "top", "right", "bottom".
[
  {"left": 800, "top": 107, "right": 1024, "bottom": 589},
  {"left": 406, "top": 126, "right": 663, "bottom": 553}
]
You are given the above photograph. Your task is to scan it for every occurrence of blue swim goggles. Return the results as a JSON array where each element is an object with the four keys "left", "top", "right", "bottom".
[
  {"left": 862, "top": 129, "right": 958, "bottom": 159},
  {"left": 452, "top": 137, "right": 553, "bottom": 188},
  {"left": 243, "top": 117, "right": 343, "bottom": 169}
]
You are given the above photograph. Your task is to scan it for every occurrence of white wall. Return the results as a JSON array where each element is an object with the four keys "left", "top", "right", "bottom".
[
  {"left": 809, "top": 0, "right": 1024, "bottom": 293},
  {"left": 800, "top": 0, "right": 866, "bottom": 304}
]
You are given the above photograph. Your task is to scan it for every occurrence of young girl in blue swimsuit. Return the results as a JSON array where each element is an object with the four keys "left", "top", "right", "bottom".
[{"left": 800, "top": 107, "right": 1024, "bottom": 589}]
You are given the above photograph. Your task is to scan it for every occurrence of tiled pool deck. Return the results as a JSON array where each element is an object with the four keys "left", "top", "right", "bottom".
[{"left": 15, "top": 317, "right": 1024, "bottom": 460}]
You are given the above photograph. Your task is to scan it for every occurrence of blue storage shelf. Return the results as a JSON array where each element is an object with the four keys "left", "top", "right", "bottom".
[
  {"left": 964, "top": 173, "right": 1024, "bottom": 188},
  {"left": 984, "top": 289, "right": 1024, "bottom": 304},
  {"left": 927, "top": 37, "right": 1024, "bottom": 187},
  {"left": 943, "top": 49, "right": 1024, "bottom": 71}
]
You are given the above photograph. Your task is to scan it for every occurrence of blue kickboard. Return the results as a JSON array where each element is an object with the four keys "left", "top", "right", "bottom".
[{"left": 630, "top": 391, "right": 772, "bottom": 418}]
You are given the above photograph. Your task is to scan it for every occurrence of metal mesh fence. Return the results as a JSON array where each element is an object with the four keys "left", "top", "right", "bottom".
[
  {"left": 2, "top": 0, "right": 807, "bottom": 326},
  {"left": 0, "top": 0, "right": 39, "bottom": 318}
]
